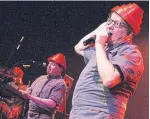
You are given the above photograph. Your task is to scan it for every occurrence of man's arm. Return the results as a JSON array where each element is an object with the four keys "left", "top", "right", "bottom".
[
  {"left": 19, "top": 90, "right": 56, "bottom": 109},
  {"left": 95, "top": 23, "right": 121, "bottom": 88},
  {"left": 74, "top": 29, "right": 96, "bottom": 56},
  {"left": 95, "top": 43, "right": 121, "bottom": 88},
  {"left": 28, "top": 95, "right": 56, "bottom": 109}
]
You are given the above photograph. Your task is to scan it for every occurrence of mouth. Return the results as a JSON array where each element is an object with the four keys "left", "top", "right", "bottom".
[
  {"left": 106, "top": 28, "right": 112, "bottom": 36},
  {"left": 108, "top": 32, "right": 112, "bottom": 36},
  {"left": 108, "top": 33, "right": 113, "bottom": 41}
]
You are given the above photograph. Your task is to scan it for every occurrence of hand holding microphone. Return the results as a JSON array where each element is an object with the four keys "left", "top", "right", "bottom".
[
  {"left": 83, "top": 22, "right": 112, "bottom": 46},
  {"left": 83, "top": 33, "right": 112, "bottom": 46},
  {"left": 83, "top": 38, "right": 95, "bottom": 46},
  {"left": 95, "top": 22, "right": 109, "bottom": 46}
]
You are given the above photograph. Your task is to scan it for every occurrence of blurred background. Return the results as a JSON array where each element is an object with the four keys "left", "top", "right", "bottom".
[{"left": 0, "top": 1, "right": 148, "bottom": 119}]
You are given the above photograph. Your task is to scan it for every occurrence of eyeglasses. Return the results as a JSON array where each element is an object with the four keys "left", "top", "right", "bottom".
[{"left": 107, "top": 17, "right": 128, "bottom": 28}]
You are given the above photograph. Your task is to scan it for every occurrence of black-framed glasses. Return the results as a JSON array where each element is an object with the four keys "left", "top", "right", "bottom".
[{"left": 107, "top": 17, "right": 128, "bottom": 28}]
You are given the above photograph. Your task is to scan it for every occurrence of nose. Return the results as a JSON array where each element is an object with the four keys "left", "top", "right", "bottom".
[
  {"left": 47, "top": 63, "right": 52, "bottom": 68},
  {"left": 107, "top": 23, "right": 114, "bottom": 30}
]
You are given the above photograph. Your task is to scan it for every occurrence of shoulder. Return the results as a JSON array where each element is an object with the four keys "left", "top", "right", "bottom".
[
  {"left": 119, "top": 44, "right": 144, "bottom": 72},
  {"left": 119, "top": 44, "right": 143, "bottom": 57},
  {"left": 37, "top": 75, "right": 48, "bottom": 80},
  {"left": 56, "top": 78, "right": 66, "bottom": 85},
  {"left": 55, "top": 78, "right": 66, "bottom": 89}
]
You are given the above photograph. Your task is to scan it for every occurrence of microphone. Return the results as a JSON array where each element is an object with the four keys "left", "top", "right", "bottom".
[
  {"left": 22, "top": 60, "right": 47, "bottom": 68},
  {"left": 83, "top": 32, "right": 112, "bottom": 46},
  {"left": 83, "top": 38, "right": 95, "bottom": 46}
]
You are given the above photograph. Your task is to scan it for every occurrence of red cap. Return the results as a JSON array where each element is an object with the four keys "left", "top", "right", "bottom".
[
  {"left": 47, "top": 53, "right": 66, "bottom": 70},
  {"left": 111, "top": 3, "right": 144, "bottom": 35}
]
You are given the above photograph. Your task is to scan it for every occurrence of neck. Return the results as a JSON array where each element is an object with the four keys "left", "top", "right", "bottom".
[
  {"left": 108, "top": 35, "right": 132, "bottom": 46},
  {"left": 48, "top": 74, "right": 62, "bottom": 79}
]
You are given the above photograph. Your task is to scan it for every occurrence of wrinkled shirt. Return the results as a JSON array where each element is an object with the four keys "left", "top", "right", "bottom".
[
  {"left": 28, "top": 75, "right": 66, "bottom": 114},
  {"left": 70, "top": 41, "right": 144, "bottom": 119}
]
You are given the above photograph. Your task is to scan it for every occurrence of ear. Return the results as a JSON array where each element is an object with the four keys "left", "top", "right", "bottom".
[
  {"left": 125, "top": 32, "right": 134, "bottom": 41},
  {"left": 130, "top": 31, "right": 134, "bottom": 36},
  {"left": 59, "top": 66, "right": 63, "bottom": 73}
]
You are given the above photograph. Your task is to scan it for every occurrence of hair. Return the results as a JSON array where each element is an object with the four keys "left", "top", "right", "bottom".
[
  {"left": 127, "top": 26, "right": 134, "bottom": 35},
  {"left": 59, "top": 64, "right": 66, "bottom": 78}
]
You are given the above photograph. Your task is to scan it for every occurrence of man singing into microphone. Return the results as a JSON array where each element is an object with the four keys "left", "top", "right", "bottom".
[
  {"left": 20, "top": 53, "right": 66, "bottom": 119},
  {"left": 69, "top": 3, "right": 144, "bottom": 119}
]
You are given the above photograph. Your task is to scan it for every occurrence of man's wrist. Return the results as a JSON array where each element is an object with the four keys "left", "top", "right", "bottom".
[
  {"left": 26, "top": 94, "right": 32, "bottom": 100},
  {"left": 95, "top": 41, "right": 105, "bottom": 48}
]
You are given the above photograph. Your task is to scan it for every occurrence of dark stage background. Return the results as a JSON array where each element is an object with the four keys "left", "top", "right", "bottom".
[{"left": 0, "top": 1, "right": 149, "bottom": 119}]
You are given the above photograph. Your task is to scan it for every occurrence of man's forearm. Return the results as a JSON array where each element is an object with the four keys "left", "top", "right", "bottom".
[
  {"left": 28, "top": 94, "right": 56, "bottom": 109},
  {"left": 95, "top": 43, "right": 117, "bottom": 87},
  {"left": 74, "top": 30, "right": 96, "bottom": 56}
]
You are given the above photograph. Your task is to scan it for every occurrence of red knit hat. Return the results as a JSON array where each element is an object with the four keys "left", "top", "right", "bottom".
[
  {"left": 47, "top": 53, "right": 66, "bottom": 70},
  {"left": 111, "top": 3, "right": 144, "bottom": 35}
]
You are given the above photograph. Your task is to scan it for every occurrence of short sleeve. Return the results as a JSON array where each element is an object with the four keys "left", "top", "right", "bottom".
[
  {"left": 49, "top": 82, "right": 66, "bottom": 105},
  {"left": 83, "top": 46, "right": 95, "bottom": 64},
  {"left": 110, "top": 46, "right": 144, "bottom": 82}
]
